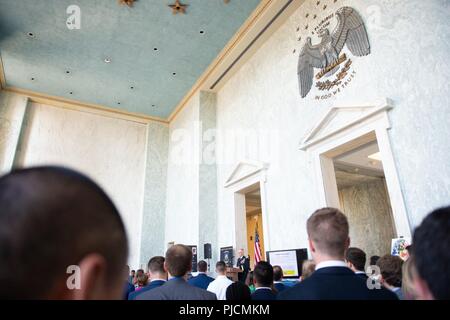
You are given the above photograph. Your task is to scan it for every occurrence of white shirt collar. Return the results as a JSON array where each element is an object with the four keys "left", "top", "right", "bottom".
[
  {"left": 355, "top": 271, "right": 366, "bottom": 274},
  {"left": 274, "top": 281, "right": 283, "bottom": 284},
  {"left": 255, "top": 287, "right": 272, "bottom": 291},
  {"left": 150, "top": 279, "right": 167, "bottom": 282},
  {"left": 315, "top": 260, "right": 349, "bottom": 271}
]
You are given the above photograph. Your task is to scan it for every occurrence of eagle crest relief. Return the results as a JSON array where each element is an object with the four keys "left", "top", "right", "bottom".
[{"left": 297, "top": 6, "right": 371, "bottom": 99}]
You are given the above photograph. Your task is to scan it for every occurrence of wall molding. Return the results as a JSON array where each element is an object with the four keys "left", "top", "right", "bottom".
[
  {"left": 224, "top": 160, "right": 270, "bottom": 188},
  {"left": 0, "top": 0, "right": 300, "bottom": 126},
  {"left": 1, "top": 86, "right": 168, "bottom": 125},
  {"left": 300, "top": 98, "right": 412, "bottom": 238},
  {"left": 0, "top": 54, "right": 6, "bottom": 89}
]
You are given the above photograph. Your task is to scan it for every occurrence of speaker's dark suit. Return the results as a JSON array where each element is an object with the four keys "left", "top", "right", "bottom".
[
  {"left": 251, "top": 288, "right": 277, "bottom": 301},
  {"left": 188, "top": 273, "right": 215, "bottom": 290},
  {"left": 236, "top": 255, "right": 250, "bottom": 283},
  {"left": 277, "top": 267, "right": 398, "bottom": 300},
  {"left": 128, "top": 280, "right": 166, "bottom": 300},
  {"left": 136, "top": 277, "right": 217, "bottom": 300}
]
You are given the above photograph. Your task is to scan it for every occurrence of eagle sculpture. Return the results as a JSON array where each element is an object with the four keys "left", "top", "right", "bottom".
[{"left": 298, "top": 7, "right": 371, "bottom": 98}]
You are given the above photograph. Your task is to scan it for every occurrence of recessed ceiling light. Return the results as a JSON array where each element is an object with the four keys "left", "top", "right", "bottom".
[
  {"left": 69, "top": 91, "right": 73, "bottom": 95},
  {"left": 27, "top": 32, "right": 35, "bottom": 38},
  {"left": 130, "top": 86, "right": 135, "bottom": 90},
  {"left": 30, "top": 77, "right": 36, "bottom": 81},
  {"left": 172, "top": 72, "right": 177, "bottom": 76},
  {"left": 152, "top": 104, "right": 156, "bottom": 107},
  {"left": 368, "top": 152, "right": 382, "bottom": 161},
  {"left": 200, "top": 30, "right": 205, "bottom": 34},
  {"left": 117, "top": 102, "right": 121, "bottom": 105},
  {"left": 104, "top": 58, "right": 112, "bottom": 63},
  {"left": 153, "top": 47, "right": 158, "bottom": 51},
  {"left": 65, "top": 70, "right": 71, "bottom": 74}
]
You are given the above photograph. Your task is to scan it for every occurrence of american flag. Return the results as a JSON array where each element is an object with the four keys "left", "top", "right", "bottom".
[{"left": 254, "top": 225, "right": 262, "bottom": 263}]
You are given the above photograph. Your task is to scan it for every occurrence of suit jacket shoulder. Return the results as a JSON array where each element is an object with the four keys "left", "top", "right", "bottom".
[
  {"left": 137, "top": 278, "right": 217, "bottom": 300},
  {"left": 278, "top": 267, "right": 397, "bottom": 300}
]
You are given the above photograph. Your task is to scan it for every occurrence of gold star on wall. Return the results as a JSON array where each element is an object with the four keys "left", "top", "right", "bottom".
[
  {"left": 169, "top": 0, "right": 188, "bottom": 14},
  {"left": 118, "top": 0, "right": 135, "bottom": 7}
]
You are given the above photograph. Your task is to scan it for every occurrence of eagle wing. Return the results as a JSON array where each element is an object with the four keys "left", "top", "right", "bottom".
[
  {"left": 298, "top": 42, "right": 326, "bottom": 98},
  {"left": 331, "top": 7, "right": 370, "bottom": 57}
]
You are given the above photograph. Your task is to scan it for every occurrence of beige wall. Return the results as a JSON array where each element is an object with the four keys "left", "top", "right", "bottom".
[
  {"left": 338, "top": 179, "right": 396, "bottom": 261},
  {"left": 14, "top": 102, "right": 148, "bottom": 267},
  {"left": 246, "top": 212, "right": 265, "bottom": 269}
]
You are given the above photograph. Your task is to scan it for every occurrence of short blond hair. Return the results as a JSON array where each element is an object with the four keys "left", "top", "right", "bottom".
[
  {"left": 301, "top": 260, "right": 316, "bottom": 280},
  {"left": 307, "top": 208, "right": 349, "bottom": 257}
]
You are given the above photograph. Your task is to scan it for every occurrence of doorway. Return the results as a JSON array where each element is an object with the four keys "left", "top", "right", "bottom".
[
  {"left": 333, "top": 139, "right": 396, "bottom": 257},
  {"left": 245, "top": 187, "right": 265, "bottom": 269}
]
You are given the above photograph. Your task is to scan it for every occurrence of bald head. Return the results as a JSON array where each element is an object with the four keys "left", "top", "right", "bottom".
[{"left": 0, "top": 166, "right": 128, "bottom": 299}]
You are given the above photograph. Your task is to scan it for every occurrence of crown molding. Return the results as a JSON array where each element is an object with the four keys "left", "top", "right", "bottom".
[
  {"left": 168, "top": 0, "right": 302, "bottom": 123},
  {"left": 2, "top": 86, "right": 169, "bottom": 125},
  {"left": 0, "top": 0, "right": 302, "bottom": 125}
]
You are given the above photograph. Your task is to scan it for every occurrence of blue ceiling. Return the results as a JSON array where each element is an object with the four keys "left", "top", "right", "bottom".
[{"left": 0, "top": 0, "right": 260, "bottom": 118}]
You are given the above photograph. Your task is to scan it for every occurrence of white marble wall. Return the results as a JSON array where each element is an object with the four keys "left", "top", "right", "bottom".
[
  {"left": 338, "top": 179, "right": 396, "bottom": 259},
  {"left": 211, "top": 0, "right": 450, "bottom": 253},
  {"left": 0, "top": 91, "right": 28, "bottom": 174},
  {"left": 164, "top": 93, "right": 200, "bottom": 247},
  {"left": 13, "top": 102, "right": 148, "bottom": 267}
]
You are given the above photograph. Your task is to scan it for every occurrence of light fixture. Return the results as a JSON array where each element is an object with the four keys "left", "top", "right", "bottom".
[
  {"left": 104, "top": 58, "right": 111, "bottom": 63},
  {"left": 368, "top": 152, "right": 382, "bottom": 161},
  {"left": 27, "top": 32, "right": 35, "bottom": 38}
]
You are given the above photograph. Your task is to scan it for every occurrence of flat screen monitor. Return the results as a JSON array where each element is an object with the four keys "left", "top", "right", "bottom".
[{"left": 266, "top": 248, "right": 308, "bottom": 279}]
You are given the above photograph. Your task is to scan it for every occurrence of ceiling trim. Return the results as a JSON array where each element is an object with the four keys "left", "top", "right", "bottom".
[
  {"left": 0, "top": 0, "right": 299, "bottom": 125},
  {"left": 0, "top": 54, "right": 6, "bottom": 89},
  {"left": 2, "top": 86, "right": 168, "bottom": 125},
  {"left": 168, "top": 0, "right": 300, "bottom": 123},
  {"left": 210, "top": 0, "right": 294, "bottom": 90}
]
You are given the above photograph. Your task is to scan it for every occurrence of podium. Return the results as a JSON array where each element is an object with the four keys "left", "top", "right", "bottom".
[{"left": 226, "top": 267, "right": 242, "bottom": 282}]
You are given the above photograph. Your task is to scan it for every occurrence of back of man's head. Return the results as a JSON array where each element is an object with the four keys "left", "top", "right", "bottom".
[
  {"left": 165, "top": 244, "right": 192, "bottom": 277},
  {"left": 413, "top": 206, "right": 450, "bottom": 300},
  {"left": 216, "top": 261, "right": 226, "bottom": 274},
  {"left": 370, "top": 255, "right": 380, "bottom": 266},
  {"left": 307, "top": 207, "right": 349, "bottom": 259},
  {"left": 377, "top": 254, "right": 403, "bottom": 288},
  {"left": 0, "top": 166, "right": 128, "bottom": 299},
  {"left": 253, "top": 261, "right": 273, "bottom": 288},
  {"left": 198, "top": 260, "right": 208, "bottom": 273},
  {"left": 273, "top": 265, "right": 283, "bottom": 282},
  {"left": 346, "top": 247, "right": 367, "bottom": 272},
  {"left": 148, "top": 256, "right": 166, "bottom": 278}
]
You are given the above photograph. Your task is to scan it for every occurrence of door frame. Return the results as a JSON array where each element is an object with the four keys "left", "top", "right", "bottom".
[
  {"left": 224, "top": 160, "right": 271, "bottom": 259},
  {"left": 299, "top": 98, "right": 411, "bottom": 238}
]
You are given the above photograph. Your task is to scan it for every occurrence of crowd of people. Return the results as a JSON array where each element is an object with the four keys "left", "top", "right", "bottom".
[{"left": 0, "top": 166, "right": 448, "bottom": 300}]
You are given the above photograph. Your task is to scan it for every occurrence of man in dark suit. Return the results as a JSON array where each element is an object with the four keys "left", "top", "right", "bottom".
[
  {"left": 273, "top": 265, "right": 287, "bottom": 293},
  {"left": 278, "top": 208, "right": 398, "bottom": 300},
  {"left": 236, "top": 249, "right": 250, "bottom": 283},
  {"left": 137, "top": 244, "right": 217, "bottom": 300},
  {"left": 128, "top": 256, "right": 167, "bottom": 300},
  {"left": 251, "top": 261, "right": 277, "bottom": 300},
  {"left": 346, "top": 247, "right": 368, "bottom": 280},
  {"left": 188, "top": 260, "right": 215, "bottom": 289}
]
